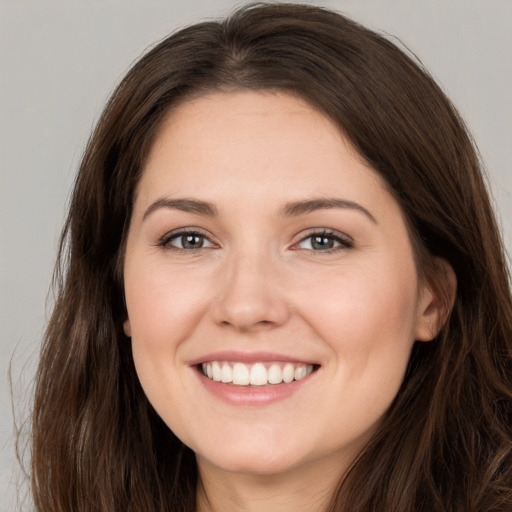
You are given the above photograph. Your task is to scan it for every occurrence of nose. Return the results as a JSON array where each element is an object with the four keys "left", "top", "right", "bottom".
[{"left": 211, "top": 250, "right": 290, "bottom": 332}]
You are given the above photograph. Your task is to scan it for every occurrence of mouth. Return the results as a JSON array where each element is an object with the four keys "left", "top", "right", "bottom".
[{"left": 199, "top": 361, "right": 319, "bottom": 386}]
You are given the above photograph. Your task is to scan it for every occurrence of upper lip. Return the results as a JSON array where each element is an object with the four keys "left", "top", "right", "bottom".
[{"left": 188, "top": 351, "right": 319, "bottom": 366}]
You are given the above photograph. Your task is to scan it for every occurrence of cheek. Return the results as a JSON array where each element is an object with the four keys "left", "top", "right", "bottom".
[
  {"left": 295, "top": 258, "right": 420, "bottom": 371},
  {"left": 124, "top": 262, "right": 211, "bottom": 419},
  {"left": 125, "top": 261, "right": 212, "bottom": 350}
]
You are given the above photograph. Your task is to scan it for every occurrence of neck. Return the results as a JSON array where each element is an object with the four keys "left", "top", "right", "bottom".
[{"left": 195, "top": 455, "right": 347, "bottom": 512}]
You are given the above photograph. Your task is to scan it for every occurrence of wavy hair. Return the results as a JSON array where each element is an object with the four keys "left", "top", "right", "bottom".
[{"left": 31, "top": 3, "right": 512, "bottom": 511}]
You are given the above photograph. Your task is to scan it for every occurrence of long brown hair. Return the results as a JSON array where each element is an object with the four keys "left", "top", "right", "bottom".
[{"left": 31, "top": 3, "right": 512, "bottom": 510}]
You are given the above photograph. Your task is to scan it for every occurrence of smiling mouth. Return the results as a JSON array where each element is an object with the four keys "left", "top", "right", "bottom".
[{"left": 200, "top": 361, "right": 318, "bottom": 386}]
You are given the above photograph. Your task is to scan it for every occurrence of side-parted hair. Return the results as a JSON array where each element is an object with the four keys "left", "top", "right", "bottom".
[{"left": 31, "top": 3, "right": 512, "bottom": 511}]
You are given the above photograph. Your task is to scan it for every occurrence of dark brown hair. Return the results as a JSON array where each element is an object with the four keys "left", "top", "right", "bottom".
[{"left": 31, "top": 3, "right": 512, "bottom": 511}]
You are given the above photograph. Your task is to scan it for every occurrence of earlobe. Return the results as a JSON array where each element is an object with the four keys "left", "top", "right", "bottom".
[
  {"left": 415, "top": 258, "right": 457, "bottom": 342},
  {"left": 123, "top": 318, "right": 132, "bottom": 338}
]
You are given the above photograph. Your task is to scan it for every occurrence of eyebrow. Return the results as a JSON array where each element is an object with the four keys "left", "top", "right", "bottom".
[
  {"left": 142, "top": 196, "right": 376, "bottom": 224},
  {"left": 142, "top": 198, "right": 218, "bottom": 221},
  {"left": 280, "top": 198, "right": 377, "bottom": 223}
]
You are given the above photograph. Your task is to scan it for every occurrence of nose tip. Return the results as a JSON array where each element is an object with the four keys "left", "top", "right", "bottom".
[
  {"left": 211, "top": 257, "right": 290, "bottom": 332},
  {"left": 218, "top": 304, "right": 284, "bottom": 332}
]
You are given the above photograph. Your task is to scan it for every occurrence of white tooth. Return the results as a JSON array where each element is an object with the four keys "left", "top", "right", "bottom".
[
  {"left": 221, "top": 363, "right": 233, "bottom": 383},
  {"left": 232, "top": 362, "right": 250, "bottom": 385},
  {"left": 294, "top": 365, "right": 307, "bottom": 380},
  {"left": 267, "top": 363, "right": 283, "bottom": 384},
  {"left": 283, "top": 363, "right": 294, "bottom": 383},
  {"left": 201, "top": 363, "right": 207, "bottom": 375},
  {"left": 249, "top": 363, "right": 268, "bottom": 386},
  {"left": 212, "top": 361, "right": 222, "bottom": 382},
  {"left": 206, "top": 363, "right": 213, "bottom": 379},
  {"left": 305, "top": 364, "right": 313, "bottom": 376}
]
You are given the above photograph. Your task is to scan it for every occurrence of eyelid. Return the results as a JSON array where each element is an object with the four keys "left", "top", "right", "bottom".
[
  {"left": 291, "top": 228, "right": 353, "bottom": 252},
  {"left": 155, "top": 226, "right": 352, "bottom": 252},
  {"left": 157, "top": 227, "right": 218, "bottom": 249}
]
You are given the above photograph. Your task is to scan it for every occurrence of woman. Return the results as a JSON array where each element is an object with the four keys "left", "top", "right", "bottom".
[{"left": 31, "top": 3, "right": 512, "bottom": 511}]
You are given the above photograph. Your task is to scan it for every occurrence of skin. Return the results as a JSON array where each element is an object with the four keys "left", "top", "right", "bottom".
[{"left": 123, "top": 91, "right": 445, "bottom": 511}]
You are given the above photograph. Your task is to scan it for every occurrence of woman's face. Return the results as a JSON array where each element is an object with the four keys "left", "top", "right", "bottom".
[{"left": 123, "top": 91, "right": 439, "bottom": 478}]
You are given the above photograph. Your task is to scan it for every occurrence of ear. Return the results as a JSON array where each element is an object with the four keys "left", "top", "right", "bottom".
[
  {"left": 414, "top": 258, "right": 457, "bottom": 342},
  {"left": 123, "top": 318, "right": 132, "bottom": 338}
]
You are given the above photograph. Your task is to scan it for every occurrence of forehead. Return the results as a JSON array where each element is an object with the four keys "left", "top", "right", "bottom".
[{"left": 137, "top": 91, "right": 387, "bottom": 207}]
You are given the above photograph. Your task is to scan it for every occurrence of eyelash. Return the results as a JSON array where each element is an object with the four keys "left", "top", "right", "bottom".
[
  {"left": 293, "top": 229, "right": 353, "bottom": 253},
  {"left": 157, "top": 228, "right": 353, "bottom": 253},
  {"left": 157, "top": 229, "right": 215, "bottom": 251}
]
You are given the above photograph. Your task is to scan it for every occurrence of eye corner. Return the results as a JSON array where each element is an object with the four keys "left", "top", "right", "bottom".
[
  {"left": 156, "top": 228, "right": 218, "bottom": 251},
  {"left": 291, "top": 228, "right": 354, "bottom": 253}
]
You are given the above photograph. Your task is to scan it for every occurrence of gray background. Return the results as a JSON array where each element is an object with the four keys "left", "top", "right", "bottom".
[{"left": 1, "top": 1, "right": 511, "bottom": 510}]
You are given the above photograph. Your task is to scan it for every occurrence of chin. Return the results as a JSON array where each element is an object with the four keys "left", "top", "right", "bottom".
[
  {"left": 190, "top": 431, "right": 308, "bottom": 476},
  {"left": 197, "top": 449, "right": 304, "bottom": 477}
]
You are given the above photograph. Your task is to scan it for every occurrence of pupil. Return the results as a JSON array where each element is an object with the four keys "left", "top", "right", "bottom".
[
  {"left": 312, "top": 235, "right": 333, "bottom": 249},
  {"left": 183, "top": 234, "right": 202, "bottom": 248}
]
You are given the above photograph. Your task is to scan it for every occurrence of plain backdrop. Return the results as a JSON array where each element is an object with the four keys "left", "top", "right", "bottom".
[{"left": 1, "top": 1, "right": 511, "bottom": 510}]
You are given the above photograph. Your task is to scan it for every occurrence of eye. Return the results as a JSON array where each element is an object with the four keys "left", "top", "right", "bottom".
[
  {"left": 160, "top": 231, "right": 216, "bottom": 250},
  {"left": 295, "top": 231, "right": 353, "bottom": 252}
]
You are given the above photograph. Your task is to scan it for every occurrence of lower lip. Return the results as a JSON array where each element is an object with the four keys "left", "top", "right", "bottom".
[{"left": 196, "top": 369, "right": 316, "bottom": 406}]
